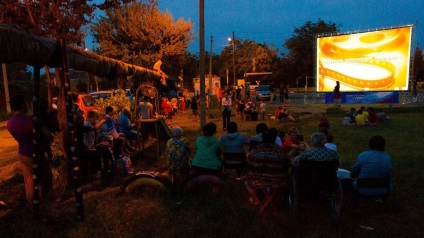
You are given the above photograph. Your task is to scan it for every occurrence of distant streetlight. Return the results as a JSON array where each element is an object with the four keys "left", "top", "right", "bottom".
[{"left": 228, "top": 31, "right": 236, "bottom": 86}]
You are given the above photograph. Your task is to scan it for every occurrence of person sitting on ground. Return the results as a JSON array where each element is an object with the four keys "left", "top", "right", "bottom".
[
  {"left": 244, "top": 129, "right": 291, "bottom": 205},
  {"left": 191, "top": 122, "right": 222, "bottom": 177},
  {"left": 318, "top": 113, "right": 330, "bottom": 135},
  {"left": 220, "top": 122, "right": 250, "bottom": 179},
  {"left": 351, "top": 135, "right": 393, "bottom": 196},
  {"left": 293, "top": 132, "right": 340, "bottom": 168},
  {"left": 283, "top": 128, "right": 308, "bottom": 158},
  {"left": 376, "top": 108, "right": 390, "bottom": 123},
  {"left": 367, "top": 107, "right": 378, "bottom": 125},
  {"left": 355, "top": 109, "right": 366, "bottom": 126},
  {"left": 342, "top": 112, "right": 354, "bottom": 126},
  {"left": 278, "top": 129, "right": 286, "bottom": 145},
  {"left": 275, "top": 106, "right": 283, "bottom": 121},
  {"left": 166, "top": 126, "right": 191, "bottom": 189},
  {"left": 360, "top": 106, "right": 369, "bottom": 125},
  {"left": 269, "top": 127, "right": 283, "bottom": 147}
]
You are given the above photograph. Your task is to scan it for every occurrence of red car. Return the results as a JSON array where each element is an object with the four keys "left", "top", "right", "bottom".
[{"left": 75, "top": 94, "right": 100, "bottom": 118}]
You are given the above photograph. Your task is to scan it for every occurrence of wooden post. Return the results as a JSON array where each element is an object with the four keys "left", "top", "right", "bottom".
[
  {"left": 32, "top": 66, "right": 41, "bottom": 219},
  {"left": 59, "top": 39, "right": 84, "bottom": 221}
]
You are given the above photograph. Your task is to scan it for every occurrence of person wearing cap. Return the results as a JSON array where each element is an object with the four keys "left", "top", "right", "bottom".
[
  {"left": 166, "top": 126, "right": 191, "bottom": 188},
  {"left": 293, "top": 132, "right": 340, "bottom": 168}
]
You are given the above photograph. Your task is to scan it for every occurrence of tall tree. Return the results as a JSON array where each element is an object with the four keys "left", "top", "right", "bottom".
[
  {"left": 92, "top": 0, "right": 194, "bottom": 76},
  {"left": 413, "top": 47, "right": 424, "bottom": 81},
  {"left": 284, "top": 19, "right": 341, "bottom": 84},
  {"left": 219, "top": 39, "right": 279, "bottom": 82}
]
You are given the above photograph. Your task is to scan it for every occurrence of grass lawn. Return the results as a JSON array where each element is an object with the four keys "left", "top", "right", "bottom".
[{"left": 0, "top": 103, "right": 424, "bottom": 237}]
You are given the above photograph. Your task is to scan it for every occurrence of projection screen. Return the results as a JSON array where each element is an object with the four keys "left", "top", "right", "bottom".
[{"left": 316, "top": 25, "right": 412, "bottom": 92}]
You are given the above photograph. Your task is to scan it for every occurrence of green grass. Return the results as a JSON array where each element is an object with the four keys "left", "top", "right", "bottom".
[{"left": 1, "top": 104, "right": 424, "bottom": 237}]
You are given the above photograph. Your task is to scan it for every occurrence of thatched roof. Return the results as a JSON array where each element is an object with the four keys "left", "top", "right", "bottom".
[{"left": 0, "top": 23, "right": 163, "bottom": 78}]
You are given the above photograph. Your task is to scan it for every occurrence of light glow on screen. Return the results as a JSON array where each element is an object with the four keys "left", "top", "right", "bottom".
[{"left": 316, "top": 26, "right": 412, "bottom": 92}]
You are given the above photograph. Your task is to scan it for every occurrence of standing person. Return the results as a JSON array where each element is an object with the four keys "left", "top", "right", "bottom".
[
  {"left": 138, "top": 96, "right": 153, "bottom": 119},
  {"left": 222, "top": 93, "right": 232, "bottom": 131},
  {"left": 351, "top": 135, "right": 393, "bottom": 195},
  {"left": 191, "top": 122, "right": 222, "bottom": 177},
  {"left": 7, "top": 95, "right": 51, "bottom": 211},
  {"left": 279, "top": 84, "right": 285, "bottom": 103},
  {"left": 284, "top": 84, "right": 289, "bottom": 104},
  {"left": 213, "top": 83, "right": 222, "bottom": 107},
  {"left": 333, "top": 81, "right": 341, "bottom": 105},
  {"left": 220, "top": 122, "right": 250, "bottom": 179},
  {"left": 259, "top": 99, "right": 266, "bottom": 121},
  {"left": 166, "top": 126, "right": 192, "bottom": 189},
  {"left": 190, "top": 96, "right": 199, "bottom": 122}
]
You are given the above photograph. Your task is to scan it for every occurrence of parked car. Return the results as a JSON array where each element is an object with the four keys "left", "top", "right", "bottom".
[
  {"left": 89, "top": 90, "right": 115, "bottom": 100},
  {"left": 76, "top": 94, "right": 100, "bottom": 118},
  {"left": 256, "top": 84, "right": 272, "bottom": 101}
]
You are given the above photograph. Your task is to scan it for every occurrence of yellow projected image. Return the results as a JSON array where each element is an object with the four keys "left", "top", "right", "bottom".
[{"left": 316, "top": 26, "right": 412, "bottom": 92}]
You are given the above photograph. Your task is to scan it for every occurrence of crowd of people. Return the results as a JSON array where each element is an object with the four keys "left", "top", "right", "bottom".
[
  {"left": 342, "top": 106, "right": 389, "bottom": 126},
  {"left": 163, "top": 121, "right": 393, "bottom": 207}
]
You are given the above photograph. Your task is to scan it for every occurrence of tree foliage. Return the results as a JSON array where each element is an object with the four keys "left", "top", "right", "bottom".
[
  {"left": 0, "top": 0, "right": 95, "bottom": 46},
  {"left": 219, "top": 39, "right": 279, "bottom": 81},
  {"left": 284, "top": 19, "right": 341, "bottom": 80},
  {"left": 413, "top": 47, "right": 424, "bottom": 81},
  {"left": 91, "top": 0, "right": 194, "bottom": 75}
]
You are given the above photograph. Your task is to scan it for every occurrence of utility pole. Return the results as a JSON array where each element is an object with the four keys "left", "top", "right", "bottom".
[
  {"left": 2, "top": 64, "right": 11, "bottom": 113},
  {"left": 232, "top": 31, "right": 236, "bottom": 87},
  {"left": 199, "top": 0, "right": 206, "bottom": 127},
  {"left": 209, "top": 35, "right": 213, "bottom": 108}
]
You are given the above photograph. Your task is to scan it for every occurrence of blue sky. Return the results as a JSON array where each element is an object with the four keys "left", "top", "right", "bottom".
[{"left": 155, "top": 0, "right": 423, "bottom": 55}]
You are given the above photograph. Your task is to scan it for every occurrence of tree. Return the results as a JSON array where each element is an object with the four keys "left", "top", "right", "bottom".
[
  {"left": 92, "top": 0, "right": 194, "bottom": 76},
  {"left": 413, "top": 47, "right": 424, "bottom": 81},
  {"left": 284, "top": 19, "right": 341, "bottom": 84},
  {"left": 219, "top": 39, "right": 279, "bottom": 83}
]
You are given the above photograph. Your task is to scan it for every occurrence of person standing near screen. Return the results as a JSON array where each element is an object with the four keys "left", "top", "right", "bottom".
[{"left": 333, "top": 81, "right": 341, "bottom": 105}]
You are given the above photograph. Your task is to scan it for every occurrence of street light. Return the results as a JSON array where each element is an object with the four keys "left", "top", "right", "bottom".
[{"left": 228, "top": 31, "right": 236, "bottom": 87}]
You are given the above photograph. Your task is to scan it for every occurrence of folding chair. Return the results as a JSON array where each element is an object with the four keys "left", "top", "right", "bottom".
[
  {"left": 258, "top": 174, "right": 290, "bottom": 213},
  {"left": 289, "top": 159, "right": 342, "bottom": 219},
  {"left": 353, "top": 176, "right": 391, "bottom": 208}
]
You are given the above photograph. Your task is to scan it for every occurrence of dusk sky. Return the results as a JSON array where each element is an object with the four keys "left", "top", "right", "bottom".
[{"left": 154, "top": 0, "right": 423, "bottom": 55}]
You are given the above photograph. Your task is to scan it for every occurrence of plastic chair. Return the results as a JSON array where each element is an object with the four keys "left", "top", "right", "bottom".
[{"left": 289, "top": 159, "right": 342, "bottom": 219}]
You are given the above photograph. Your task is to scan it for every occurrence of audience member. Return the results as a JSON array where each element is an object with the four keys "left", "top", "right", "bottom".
[
  {"left": 283, "top": 128, "right": 308, "bottom": 158},
  {"left": 249, "top": 123, "right": 268, "bottom": 151},
  {"left": 293, "top": 132, "right": 340, "bottom": 168},
  {"left": 166, "top": 126, "right": 192, "bottom": 189},
  {"left": 138, "top": 96, "right": 153, "bottom": 119},
  {"left": 190, "top": 96, "right": 199, "bottom": 122},
  {"left": 244, "top": 129, "right": 291, "bottom": 205},
  {"left": 220, "top": 122, "right": 250, "bottom": 179},
  {"left": 376, "top": 108, "right": 389, "bottom": 123},
  {"left": 367, "top": 107, "right": 378, "bottom": 125},
  {"left": 325, "top": 134, "right": 337, "bottom": 151},
  {"left": 118, "top": 107, "right": 138, "bottom": 147},
  {"left": 343, "top": 112, "right": 353, "bottom": 126},
  {"left": 318, "top": 113, "right": 330, "bottom": 135},
  {"left": 191, "top": 122, "right": 222, "bottom": 177},
  {"left": 259, "top": 99, "right": 266, "bottom": 121},
  {"left": 351, "top": 135, "right": 393, "bottom": 195},
  {"left": 355, "top": 109, "right": 366, "bottom": 126}
]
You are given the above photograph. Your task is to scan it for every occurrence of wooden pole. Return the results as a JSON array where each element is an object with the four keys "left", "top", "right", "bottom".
[{"left": 1, "top": 63, "right": 11, "bottom": 113}]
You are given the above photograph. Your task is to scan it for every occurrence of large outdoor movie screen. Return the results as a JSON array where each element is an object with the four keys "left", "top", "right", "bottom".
[{"left": 316, "top": 26, "right": 412, "bottom": 92}]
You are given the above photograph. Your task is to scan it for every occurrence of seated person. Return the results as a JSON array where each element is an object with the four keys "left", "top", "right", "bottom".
[
  {"left": 220, "top": 122, "right": 250, "bottom": 179},
  {"left": 351, "top": 135, "right": 393, "bottom": 196},
  {"left": 293, "top": 132, "right": 340, "bottom": 168},
  {"left": 376, "top": 108, "right": 389, "bottom": 123},
  {"left": 166, "top": 126, "right": 191, "bottom": 189},
  {"left": 355, "top": 109, "right": 366, "bottom": 126},
  {"left": 191, "top": 122, "right": 222, "bottom": 177},
  {"left": 118, "top": 107, "right": 138, "bottom": 147},
  {"left": 275, "top": 106, "right": 283, "bottom": 121},
  {"left": 367, "top": 107, "right": 378, "bottom": 125},
  {"left": 342, "top": 112, "right": 354, "bottom": 126},
  {"left": 283, "top": 129, "right": 308, "bottom": 158},
  {"left": 245, "top": 129, "right": 291, "bottom": 205},
  {"left": 249, "top": 123, "right": 268, "bottom": 151}
]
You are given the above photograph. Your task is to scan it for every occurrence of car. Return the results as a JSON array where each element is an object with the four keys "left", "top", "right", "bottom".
[
  {"left": 89, "top": 90, "right": 115, "bottom": 100},
  {"left": 256, "top": 84, "right": 273, "bottom": 101},
  {"left": 76, "top": 94, "right": 101, "bottom": 118}
]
